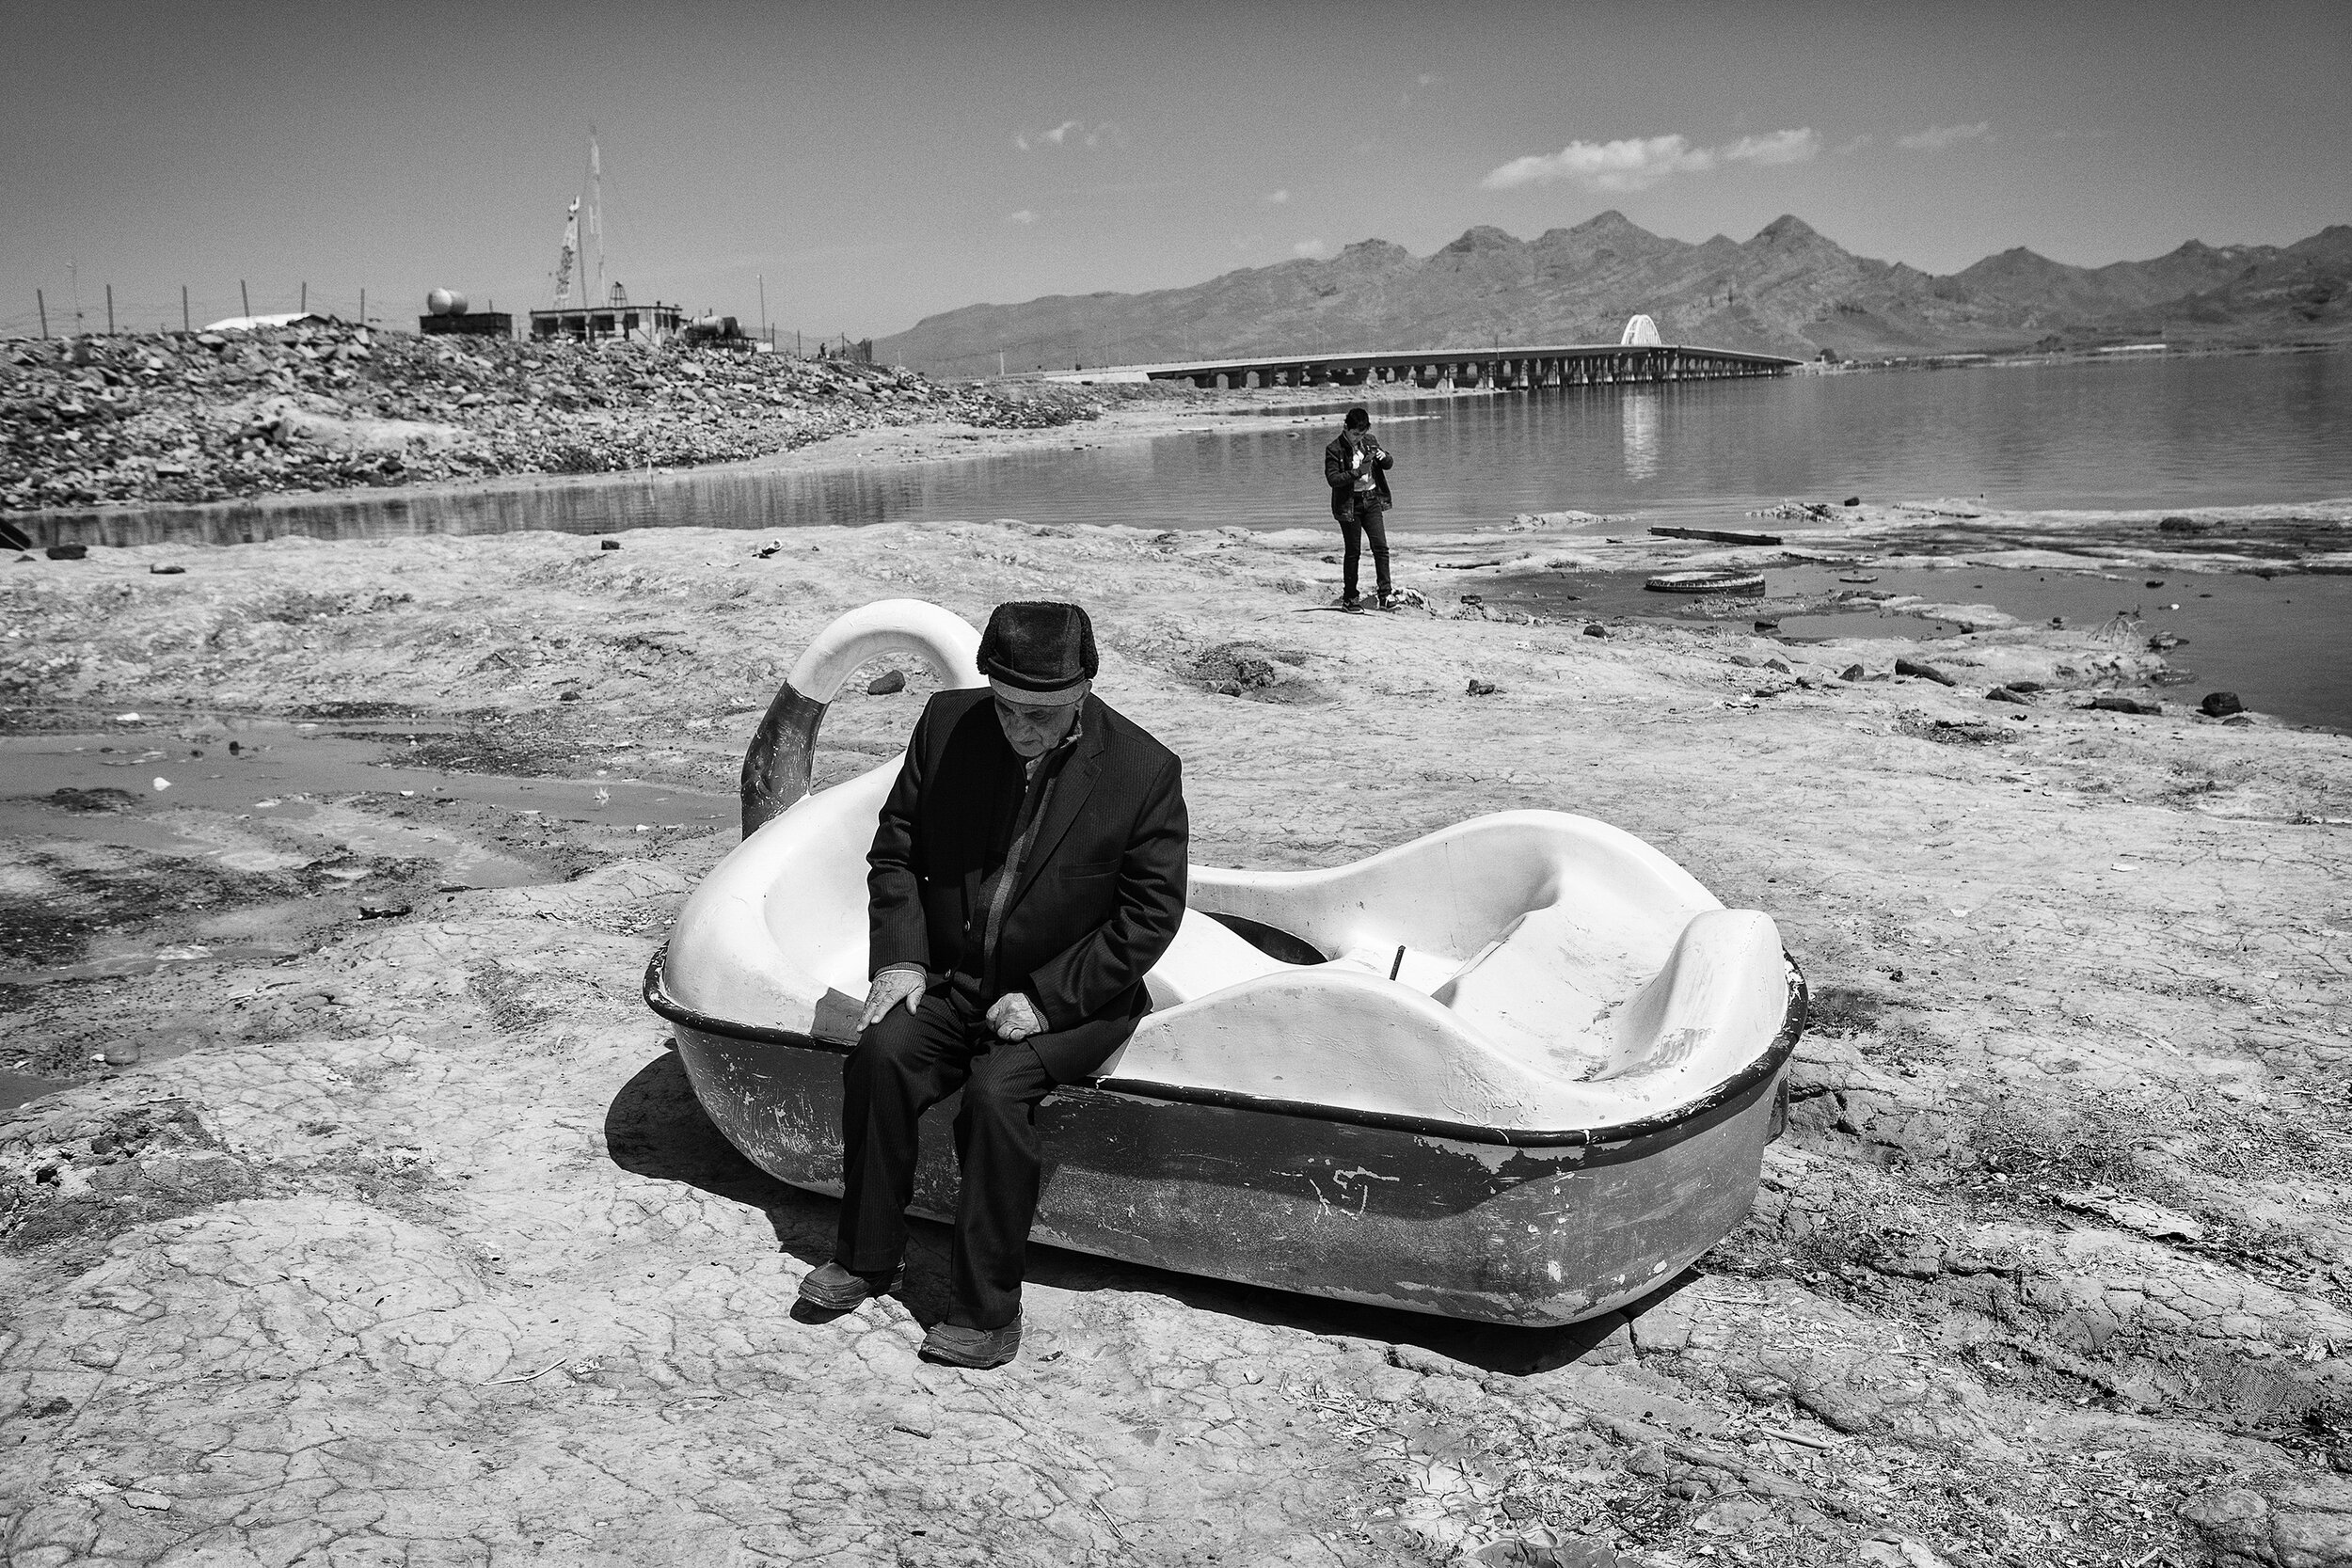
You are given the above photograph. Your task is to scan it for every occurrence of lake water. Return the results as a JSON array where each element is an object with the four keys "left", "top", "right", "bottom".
[{"left": 24, "top": 350, "right": 2349, "bottom": 548}]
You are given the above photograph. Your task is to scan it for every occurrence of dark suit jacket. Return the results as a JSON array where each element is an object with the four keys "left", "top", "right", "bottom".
[
  {"left": 866, "top": 689, "right": 1187, "bottom": 1080},
  {"left": 1324, "top": 432, "right": 1394, "bottom": 521}
]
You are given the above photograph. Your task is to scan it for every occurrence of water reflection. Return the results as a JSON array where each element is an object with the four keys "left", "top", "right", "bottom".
[{"left": 1621, "top": 391, "right": 1661, "bottom": 482}]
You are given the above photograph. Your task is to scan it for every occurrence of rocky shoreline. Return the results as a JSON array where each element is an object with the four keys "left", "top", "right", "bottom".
[
  {"left": 0, "top": 323, "right": 1124, "bottom": 516},
  {"left": 2, "top": 508, "right": 2349, "bottom": 1565}
]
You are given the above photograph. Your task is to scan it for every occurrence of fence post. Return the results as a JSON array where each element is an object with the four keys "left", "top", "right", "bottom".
[{"left": 37, "top": 289, "right": 47, "bottom": 339}]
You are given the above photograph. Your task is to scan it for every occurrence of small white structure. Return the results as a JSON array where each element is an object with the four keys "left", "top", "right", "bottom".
[
  {"left": 1620, "top": 314, "right": 1663, "bottom": 347},
  {"left": 202, "top": 312, "right": 332, "bottom": 333}
]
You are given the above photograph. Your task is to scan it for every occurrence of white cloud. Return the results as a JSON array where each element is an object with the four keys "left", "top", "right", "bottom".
[
  {"left": 1015, "top": 119, "right": 1124, "bottom": 152},
  {"left": 1897, "top": 121, "right": 1991, "bottom": 151},
  {"left": 1263, "top": 189, "right": 1290, "bottom": 205},
  {"left": 1292, "top": 239, "right": 1329, "bottom": 259},
  {"left": 1719, "top": 128, "right": 1818, "bottom": 167},
  {"left": 1006, "top": 209, "right": 1038, "bottom": 225},
  {"left": 1479, "top": 128, "right": 1819, "bottom": 193}
]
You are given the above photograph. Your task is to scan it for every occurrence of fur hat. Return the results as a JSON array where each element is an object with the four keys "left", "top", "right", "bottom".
[{"left": 977, "top": 601, "right": 1097, "bottom": 696}]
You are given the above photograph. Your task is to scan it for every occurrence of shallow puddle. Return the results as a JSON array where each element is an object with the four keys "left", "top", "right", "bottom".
[
  {"left": 1481, "top": 564, "right": 2352, "bottom": 730},
  {"left": 1, "top": 714, "right": 732, "bottom": 990},
  {"left": 0, "top": 715, "right": 728, "bottom": 832}
]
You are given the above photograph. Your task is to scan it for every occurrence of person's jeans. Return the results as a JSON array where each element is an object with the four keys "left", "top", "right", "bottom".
[{"left": 1340, "top": 495, "right": 1391, "bottom": 599}]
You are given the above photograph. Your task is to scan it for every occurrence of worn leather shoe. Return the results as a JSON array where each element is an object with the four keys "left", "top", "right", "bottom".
[
  {"left": 919, "top": 1316, "right": 1023, "bottom": 1369},
  {"left": 795, "top": 1260, "right": 904, "bottom": 1312}
]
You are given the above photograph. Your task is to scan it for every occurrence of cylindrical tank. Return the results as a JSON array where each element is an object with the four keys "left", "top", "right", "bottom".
[{"left": 426, "top": 288, "right": 468, "bottom": 317}]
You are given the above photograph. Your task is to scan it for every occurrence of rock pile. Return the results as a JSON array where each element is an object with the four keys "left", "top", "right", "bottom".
[{"left": 1, "top": 325, "right": 1103, "bottom": 513}]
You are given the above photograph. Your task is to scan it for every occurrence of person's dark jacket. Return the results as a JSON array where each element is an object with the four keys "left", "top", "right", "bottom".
[
  {"left": 1324, "top": 432, "right": 1393, "bottom": 522},
  {"left": 866, "top": 688, "right": 1187, "bottom": 1080}
]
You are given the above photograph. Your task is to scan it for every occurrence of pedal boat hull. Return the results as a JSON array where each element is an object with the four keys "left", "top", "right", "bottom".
[{"left": 648, "top": 952, "right": 1802, "bottom": 1326}]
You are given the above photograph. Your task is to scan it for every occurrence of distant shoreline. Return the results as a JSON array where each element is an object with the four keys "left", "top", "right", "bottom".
[{"left": 7, "top": 383, "right": 1497, "bottom": 546}]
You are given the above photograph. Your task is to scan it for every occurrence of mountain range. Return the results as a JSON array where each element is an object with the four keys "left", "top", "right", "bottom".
[{"left": 875, "top": 214, "right": 2352, "bottom": 375}]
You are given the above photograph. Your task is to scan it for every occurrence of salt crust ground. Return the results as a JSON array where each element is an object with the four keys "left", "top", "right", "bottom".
[{"left": 2, "top": 499, "right": 2350, "bottom": 1568}]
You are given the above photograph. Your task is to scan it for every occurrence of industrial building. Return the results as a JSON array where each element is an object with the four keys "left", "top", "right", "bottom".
[{"left": 529, "top": 285, "right": 684, "bottom": 345}]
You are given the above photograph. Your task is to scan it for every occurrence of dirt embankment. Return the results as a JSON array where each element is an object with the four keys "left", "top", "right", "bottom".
[
  {"left": 2, "top": 523, "right": 2349, "bottom": 1567},
  {"left": 0, "top": 325, "right": 1116, "bottom": 515}
]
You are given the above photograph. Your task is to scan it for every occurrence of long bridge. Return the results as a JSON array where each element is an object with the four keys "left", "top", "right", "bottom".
[{"left": 1041, "top": 341, "right": 1803, "bottom": 391}]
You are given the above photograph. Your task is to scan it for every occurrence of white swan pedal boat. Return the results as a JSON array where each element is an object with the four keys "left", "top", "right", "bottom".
[{"left": 644, "top": 599, "right": 1807, "bottom": 1326}]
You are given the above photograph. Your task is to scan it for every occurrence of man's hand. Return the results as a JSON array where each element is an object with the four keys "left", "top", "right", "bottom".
[
  {"left": 986, "top": 991, "right": 1044, "bottom": 1041},
  {"left": 862, "top": 966, "right": 925, "bottom": 1030}
]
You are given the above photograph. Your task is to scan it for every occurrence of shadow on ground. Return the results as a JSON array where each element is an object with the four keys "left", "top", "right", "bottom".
[{"left": 603, "top": 1049, "right": 1637, "bottom": 1374}]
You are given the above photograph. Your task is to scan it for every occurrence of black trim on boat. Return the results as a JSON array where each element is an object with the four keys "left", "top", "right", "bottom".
[
  {"left": 642, "top": 945, "right": 1809, "bottom": 1150},
  {"left": 1203, "top": 911, "right": 1329, "bottom": 967}
]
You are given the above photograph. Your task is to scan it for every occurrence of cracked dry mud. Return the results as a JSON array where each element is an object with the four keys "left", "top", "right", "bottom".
[{"left": 3, "top": 515, "right": 2349, "bottom": 1567}]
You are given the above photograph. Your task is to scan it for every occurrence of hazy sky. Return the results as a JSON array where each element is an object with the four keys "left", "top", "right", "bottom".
[{"left": 5, "top": 0, "right": 2344, "bottom": 341}]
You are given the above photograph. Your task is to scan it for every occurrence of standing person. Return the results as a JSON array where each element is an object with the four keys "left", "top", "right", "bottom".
[
  {"left": 796, "top": 601, "right": 1189, "bottom": 1369},
  {"left": 1323, "top": 406, "right": 1397, "bottom": 610}
]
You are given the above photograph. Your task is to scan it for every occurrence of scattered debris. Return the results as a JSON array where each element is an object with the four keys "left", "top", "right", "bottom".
[
  {"left": 1647, "top": 526, "right": 1784, "bottom": 546},
  {"left": 1644, "top": 570, "right": 1765, "bottom": 595}
]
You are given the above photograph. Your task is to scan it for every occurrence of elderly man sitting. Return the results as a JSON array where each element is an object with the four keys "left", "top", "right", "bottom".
[{"left": 795, "top": 601, "right": 1189, "bottom": 1368}]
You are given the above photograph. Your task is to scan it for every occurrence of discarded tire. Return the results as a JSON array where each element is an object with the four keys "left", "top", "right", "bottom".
[{"left": 1643, "top": 570, "right": 1765, "bottom": 595}]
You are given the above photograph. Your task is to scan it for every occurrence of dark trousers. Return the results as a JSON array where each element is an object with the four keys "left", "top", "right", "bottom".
[
  {"left": 836, "top": 977, "right": 1057, "bottom": 1329},
  {"left": 1340, "top": 496, "right": 1391, "bottom": 598}
]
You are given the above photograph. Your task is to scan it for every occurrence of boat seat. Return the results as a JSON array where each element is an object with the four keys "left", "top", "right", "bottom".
[{"left": 1431, "top": 900, "right": 1650, "bottom": 1083}]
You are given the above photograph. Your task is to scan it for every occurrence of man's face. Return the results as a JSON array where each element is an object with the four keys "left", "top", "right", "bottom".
[{"left": 994, "top": 688, "right": 1084, "bottom": 758}]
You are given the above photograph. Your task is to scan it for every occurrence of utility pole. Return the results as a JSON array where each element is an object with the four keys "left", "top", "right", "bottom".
[
  {"left": 181, "top": 285, "right": 189, "bottom": 333},
  {"left": 240, "top": 279, "right": 250, "bottom": 320},
  {"left": 36, "top": 290, "right": 47, "bottom": 338}
]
